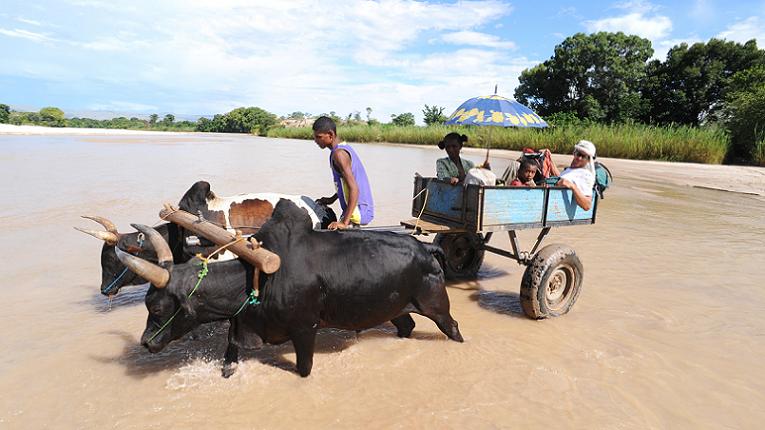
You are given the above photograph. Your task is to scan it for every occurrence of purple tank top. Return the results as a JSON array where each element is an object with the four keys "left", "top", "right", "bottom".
[{"left": 329, "top": 144, "right": 374, "bottom": 225}]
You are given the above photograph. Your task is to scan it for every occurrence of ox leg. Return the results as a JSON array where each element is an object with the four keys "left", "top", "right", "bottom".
[
  {"left": 413, "top": 291, "right": 464, "bottom": 343},
  {"left": 430, "top": 315, "right": 463, "bottom": 343},
  {"left": 290, "top": 328, "right": 317, "bottom": 377},
  {"left": 222, "top": 343, "right": 239, "bottom": 378},
  {"left": 391, "top": 314, "right": 416, "bottom": 338},
  {"left": 222, "top": 322, "right": 240, "bottom": 378}
]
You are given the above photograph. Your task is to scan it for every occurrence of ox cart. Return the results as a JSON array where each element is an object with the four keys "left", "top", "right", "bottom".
[{"left": 396, "top": 176, "right": 598, "bottom": 319}]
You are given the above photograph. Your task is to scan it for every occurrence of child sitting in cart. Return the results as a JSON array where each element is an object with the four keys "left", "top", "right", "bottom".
[{"left": 509, "top": 159, "right": 539, "bottom": 187}]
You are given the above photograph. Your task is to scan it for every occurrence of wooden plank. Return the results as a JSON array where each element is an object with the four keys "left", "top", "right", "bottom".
[
  {"left": 423, "top": 181, "right": 465, "bottom": 222},
  {"left": 159, "top": 205, "right": 281, "bottom": 274},
  {"left": 400, "top": 218, "right": 465, "bottom": 233},
  {"left": 545, "top": 189, "right": 595, "bottom": 223},
  {"left": 481, "top": 188, "right": 545, "bottom": 227}
]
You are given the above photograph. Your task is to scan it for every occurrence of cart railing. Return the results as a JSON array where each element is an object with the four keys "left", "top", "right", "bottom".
[{"left": 412, "top": 176, "right": 597, "bottom": 233}]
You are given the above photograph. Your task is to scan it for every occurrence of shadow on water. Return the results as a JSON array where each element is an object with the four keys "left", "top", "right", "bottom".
[
  {"left": 446, "top": 265, "right": 508, "bottom": 291},
  {"left": 91, "top": 321, "right": 432, "bottom": 378},
  {"left": 469, "top": 290, "right": 526, "bottom": 319},
  {"left": 478, "top": 265, "right": 509, "bottom": 280}
]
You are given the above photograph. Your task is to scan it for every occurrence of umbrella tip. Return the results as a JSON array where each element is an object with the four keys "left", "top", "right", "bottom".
[{"left": 494, "top": 84, "right": 497, "bottom": 94}]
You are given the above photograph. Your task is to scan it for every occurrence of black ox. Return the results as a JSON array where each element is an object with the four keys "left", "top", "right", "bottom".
[
  {"left": 117, "top": 199, "right": 463, "bottom": 377},
  {"left": 77, "top": 181, "right": 335, "bottom": 296}
]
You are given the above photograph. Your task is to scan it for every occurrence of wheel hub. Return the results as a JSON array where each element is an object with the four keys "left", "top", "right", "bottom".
[{"left": 545, "top": 265, "right": 573, "bottom": 306}]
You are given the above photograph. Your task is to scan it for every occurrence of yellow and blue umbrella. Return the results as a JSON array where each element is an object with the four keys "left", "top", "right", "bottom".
[{"left": 444, "top": 94, "right": 548, "bottom": 128}]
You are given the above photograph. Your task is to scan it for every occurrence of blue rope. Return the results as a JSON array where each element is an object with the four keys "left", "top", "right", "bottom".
[{"left": 103, "top": 267, "right": 129, "bottom": 294}]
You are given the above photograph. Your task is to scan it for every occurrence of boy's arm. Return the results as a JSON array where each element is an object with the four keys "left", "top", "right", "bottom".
[{"left": 329, "top": 149, "right": 359, "bottom": 229}]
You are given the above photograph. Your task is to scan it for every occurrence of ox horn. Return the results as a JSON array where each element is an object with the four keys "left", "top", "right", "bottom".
[
  {"left": 115, "top": 247, "right": 169, "bottom": 288},
  {"left": 81, "top": 215, "right": 118, "bottom": 234},
  {"left": 74, "top": 227, "right": 118, "bottom": 245},
  {"left": 130, "top": 224, "right": 173, "bottom": 266}
]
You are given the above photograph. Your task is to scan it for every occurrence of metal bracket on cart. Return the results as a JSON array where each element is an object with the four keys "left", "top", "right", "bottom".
[{"left": 481, "top": 227, "right": 551, "bottom": 265}]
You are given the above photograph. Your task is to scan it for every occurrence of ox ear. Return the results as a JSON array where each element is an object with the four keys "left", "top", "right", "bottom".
[
  {"left": 169, "top": 285, "right": 197, "bottom": 319},
  {"left": 178, "top": 181, "right": 212, "bottom": 212}
]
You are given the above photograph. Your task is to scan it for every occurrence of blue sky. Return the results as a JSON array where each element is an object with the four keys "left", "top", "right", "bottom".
[{"left": 2, "top": 0, "right": 764, "bottom": 123}]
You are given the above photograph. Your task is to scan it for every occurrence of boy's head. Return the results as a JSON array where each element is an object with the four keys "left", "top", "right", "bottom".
[
  {"left": 313, "top": 116, "right": 337, "bottom": 149},
  {"left": 518, "top": 159, "right": 538, "bottom": 183}
]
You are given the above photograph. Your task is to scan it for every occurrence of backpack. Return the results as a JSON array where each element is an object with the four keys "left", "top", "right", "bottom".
[{"left": 594, "top": 161, "right": 613, "bottom": 199}]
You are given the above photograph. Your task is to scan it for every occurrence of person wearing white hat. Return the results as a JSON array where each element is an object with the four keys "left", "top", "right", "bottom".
[{"left": 556, "top": 140, "right": 597, "bottom": 211}]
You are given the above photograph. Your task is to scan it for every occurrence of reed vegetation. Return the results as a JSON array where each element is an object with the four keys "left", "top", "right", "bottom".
[{"left": 268, "top": 123, "right": 730, "bottom": 164}]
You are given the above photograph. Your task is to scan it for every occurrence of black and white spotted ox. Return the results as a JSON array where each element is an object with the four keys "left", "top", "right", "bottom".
[
  {"left": 119, "top": 199, "right": 463, "bottom": 378},
  {"left": 76, "top": 181, "right": 335, "bottom": 296}
]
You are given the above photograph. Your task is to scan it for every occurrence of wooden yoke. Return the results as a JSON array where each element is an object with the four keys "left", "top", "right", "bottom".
[{"left": 159, "top": 204, "right": 281, "bottom": 274}]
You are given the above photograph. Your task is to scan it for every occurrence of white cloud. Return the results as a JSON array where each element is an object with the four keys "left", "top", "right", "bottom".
[
  {"left": 612, "top": 0, "right": 659, "bottom": 13},
  {"left": 652, "top": 36, "right": 702, "bottom": 60},
  {"left": 584, "top": 12, "right": 672, "bottom": 40},
  {"left": 582, "top": 1, "right": 678, "bottom": 59},
  {"left": 442, "top": 31, "right": 516, "bottom": 49},
  {"left": 2, "top": 0, "right": 533, "bottom": 122},
  {"left": 0, "top": 27, "right": 56, "bottom": 43},
  {"left": 717, "top": 16, "right": 765, "bottom": 45},
  {"left": 76, "top": 34, "right": 149, "bottom": 52},
  {"left": 689, "top": 0, "right": 715, "bottom": 23},
  {"left": 16, "top": 17, "right": 42, "bottom": 26}
]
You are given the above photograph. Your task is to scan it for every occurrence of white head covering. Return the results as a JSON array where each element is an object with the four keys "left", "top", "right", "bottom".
[{"left": 574, "top": 140, "right": 597, "bottom": 175}]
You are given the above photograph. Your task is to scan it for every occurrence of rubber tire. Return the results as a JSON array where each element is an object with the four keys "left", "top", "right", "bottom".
[
  {"left": 520, "top": 244, "right": 583, "bottom": 319},
  {"left": 433, "top": 233, "right": 485, "bottom": 280}
]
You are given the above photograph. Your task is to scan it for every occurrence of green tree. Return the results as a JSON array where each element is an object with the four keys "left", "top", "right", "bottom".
[
  {"left": 287, "top": 111, "right": 306, "bottom": 120},
  {"left": 365, "top": 107, "right": 372, "bottom": 123},
  {"left": 514, "top": 32, "right": 653, "bottom": 122},
  {"left": 722, "top": 65, "right": 765, "bottom": 163},
  {"left": 196, "top": 117, "right": 212, "bottom": 132},
  {"left": 641, "top": 38, "right": 765, "bottom": 125},
  {"left": 149, "top": 114, "right": 158, "bottom": 126},
  {"left": 223, "top": 107, "right": 278, "bottom": 135},
  {"left": 0, "top": 104, "right": 9, "bottom": 123},
  {"left": 390, "top": 112, "right": 415, "bottom": 126},
  {"left": 39, "top": 106, "right": 65, "bottom": 127},
  {"left": 422, "top": 104, "right": 447, "bottom": 125},
  {"left": 163, "top": 114, "right": 175, "bottom": 125}
]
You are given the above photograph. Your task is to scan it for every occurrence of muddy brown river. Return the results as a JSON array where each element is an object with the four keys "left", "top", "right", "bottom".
[{"left": 1, "top": 133, "right": 763, "bottom": 429}]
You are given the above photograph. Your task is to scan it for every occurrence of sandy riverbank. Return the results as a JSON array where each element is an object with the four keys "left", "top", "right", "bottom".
[{"left": 0, "top": 123, "right": 198, "bottom": 136}]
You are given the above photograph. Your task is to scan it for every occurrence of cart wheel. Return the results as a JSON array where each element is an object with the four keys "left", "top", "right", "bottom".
[
  {"left": 520, "top": 244, "right": 583, "bottom": 319},
  {"left": 434, "top": 233, "right": 485, "bottom": 280}
]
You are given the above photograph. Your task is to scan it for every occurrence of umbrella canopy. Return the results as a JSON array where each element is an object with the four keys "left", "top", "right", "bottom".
[{"left": 444, "top": 94, "right": 548, "bottom": 128}]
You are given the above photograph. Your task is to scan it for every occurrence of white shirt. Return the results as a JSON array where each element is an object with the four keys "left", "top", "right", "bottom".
[{"left": 560, "top": 167, "right": 594, "bottom": 197}]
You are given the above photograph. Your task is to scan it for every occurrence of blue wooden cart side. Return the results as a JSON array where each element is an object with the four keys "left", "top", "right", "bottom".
[{"left": 411, "top": 177, "right": 597, "bottom": 233}]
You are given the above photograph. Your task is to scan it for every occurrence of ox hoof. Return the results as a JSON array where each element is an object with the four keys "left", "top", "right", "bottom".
[{"left": 222, "top": 363, "right": 238, "bottom": 378}]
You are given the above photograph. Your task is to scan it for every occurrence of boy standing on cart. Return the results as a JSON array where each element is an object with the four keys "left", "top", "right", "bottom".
[{"left": 313, "top": 116, "right": 375, "bottom": 230}]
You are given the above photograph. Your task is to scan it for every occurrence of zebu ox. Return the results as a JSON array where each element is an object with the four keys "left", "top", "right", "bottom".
[
  {"left": 76, "top": 181, "right": 335, "bottom": 296},
  {"left": 117, "top": 199, "right": 463, "bottom": 378}
]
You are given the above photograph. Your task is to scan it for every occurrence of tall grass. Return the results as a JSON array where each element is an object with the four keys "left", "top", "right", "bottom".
[
  {"left": 267, "top": 123, "right": 730, "bottom": 164},
  {"left": 753, "top": 136, "right": 765, "bottom": 166}
]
